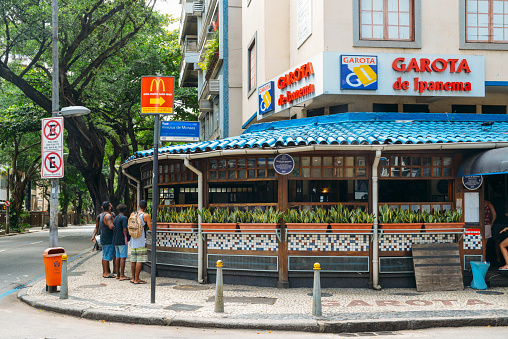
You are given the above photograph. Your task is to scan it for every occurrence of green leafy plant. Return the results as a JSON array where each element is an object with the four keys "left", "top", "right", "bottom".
[
  {"left": 197, "top": 208, "right": 213, "bottom": 223},
  {"left": 328, "top": 204, "right": 351, "bottom": 223},
  {"left": 198, "top": 30, "right": 219, "bottom": 72},
  {"left": 283, "top": 209, "right": 301, "bottom": 223}
]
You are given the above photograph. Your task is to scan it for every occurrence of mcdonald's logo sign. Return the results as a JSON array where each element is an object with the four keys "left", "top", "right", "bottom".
[{"left": 141, "top": 76, "right": 174, "bottom": 114}]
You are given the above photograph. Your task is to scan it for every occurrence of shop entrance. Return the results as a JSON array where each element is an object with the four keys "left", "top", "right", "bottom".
[{"left": 484, "top": 174, "right": 508, "bottom": 268}]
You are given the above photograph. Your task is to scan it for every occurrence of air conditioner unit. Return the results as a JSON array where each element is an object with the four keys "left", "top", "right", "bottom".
[
  {"left": 199, "top": 99, "right": 213, "bottom": 112},
  {"left": 193, "top": 2, "right": 203, "bottom": 15},
  {"left": 209, "top": 80, "right": 220, "bottom": 95}
]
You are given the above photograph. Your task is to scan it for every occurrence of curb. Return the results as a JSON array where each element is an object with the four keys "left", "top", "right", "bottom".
[{"left": 16, "top": 292, "right": 508, "bottom": 333}]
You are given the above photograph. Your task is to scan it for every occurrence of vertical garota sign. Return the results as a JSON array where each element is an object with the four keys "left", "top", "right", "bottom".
[
  {"left": 42, "top": 117, "right": 64, "bottom": 178},
  {"left": 341, "top": 55, "right": 378, "bottom": 90},
  {"left": 141, "top": 76, "right": 174, "bottom": 114},
  {"left": 258, "top": 81, "right": 275, "bottom": 115}
]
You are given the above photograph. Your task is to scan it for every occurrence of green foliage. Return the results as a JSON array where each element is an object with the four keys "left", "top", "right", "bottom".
[
  {"left": 379, "top": 205, "right": 463, "bottom": 224},
  {"left": 198, "top": 31, "right": 219, "bottom": 72},
  {"left": 158, "top": 206, "right": 198, "bottom": 223}
]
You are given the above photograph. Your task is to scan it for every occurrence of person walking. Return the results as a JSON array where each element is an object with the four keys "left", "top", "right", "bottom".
[
  {"left": 113, "top": 204, "right": 130, "bottom": 281},
  {"left": 130, "top": 200, "right": 152, "bottom": 284},
  {"left": 94, "top": 201, "right": 116, "bottom": 278}
]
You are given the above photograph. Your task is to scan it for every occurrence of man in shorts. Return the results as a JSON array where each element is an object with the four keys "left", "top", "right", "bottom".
[
  {"left": 130, "top": 200, "right": 152, "bottom": 284},
  {"left": 96, "top": 201, "right": 115, "bottom": 278},
  {"left": 113, "top": 204, "right": 130, "bottom": 280}
]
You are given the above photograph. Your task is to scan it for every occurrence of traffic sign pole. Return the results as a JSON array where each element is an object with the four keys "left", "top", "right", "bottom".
[{"left": 150, "top": 114, "right": 159, "bottom": 304}]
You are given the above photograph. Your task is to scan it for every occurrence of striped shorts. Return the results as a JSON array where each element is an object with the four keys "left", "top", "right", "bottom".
[{"left": 130, "top": 247, "right": 148, "bottom": 263}]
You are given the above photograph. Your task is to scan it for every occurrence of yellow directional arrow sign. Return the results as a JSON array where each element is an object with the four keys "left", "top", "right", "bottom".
[{"left": 150, "top": 97, "right": 166, "bottom": 105}]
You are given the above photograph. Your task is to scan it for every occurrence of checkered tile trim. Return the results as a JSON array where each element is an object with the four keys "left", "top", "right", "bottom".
[
  {"left": 464, "top": 233, "right": 483, "bottom": 250},
  {"left": 156, "top": 232, "right": 198, "bottom": 249},
  {"left": 288, "top": 234, "right": 369, "bottom": 252},
  {"left": 207, "top": 234, "right": 278, "bottom": 251},
  {"left": 379, "top": 234, "right": 456, "bottom": 252}
]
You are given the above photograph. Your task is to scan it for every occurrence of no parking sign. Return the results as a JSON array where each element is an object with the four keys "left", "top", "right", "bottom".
[{"left": 42, "top": 117, "right": 64, "bottom": 178}]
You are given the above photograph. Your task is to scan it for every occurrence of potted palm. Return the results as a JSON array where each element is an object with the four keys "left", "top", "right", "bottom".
[
  {"left": 378, "top": 205, "right": 423, "bottom": 234},
  {"left": 168, "top": 206, "right": 198, "bottom": 232},
  {"left": 198, "top": 208, "right": 238, "bottom": 233},
  {"left": 238, "top": 207, "right": 282, "bottom": 233},
  {"left": 283, "top": 208, "right": 329, "bottom": 233},
  {"left": 423, "top": 209, "right": 464, "bottom": 231},
  {"left": 329, "top": 204, "right": 374, "bottom": 233}
]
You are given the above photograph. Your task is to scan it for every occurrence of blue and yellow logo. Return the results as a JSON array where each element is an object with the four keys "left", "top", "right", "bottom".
[
  {"left": 341, "top": 55, "right": 378, "bottom": 90},
  {"left": 258, "top": 81, "right": 274, "bottom": 114}
]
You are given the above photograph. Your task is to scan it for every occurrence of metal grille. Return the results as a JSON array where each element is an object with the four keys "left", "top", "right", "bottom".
[
  {"left": 379, "top": 257, "right": 414, "bottom": 273},
  {"left": 207, "top": 254, "right": 278, "bottom": 272},
  {"left": 464, "top": 255, "right": 483, "bottom": 270},
  {"left": 148, "top": 250, "right": 198, "bottom": 268},
  {"left": 288, "top": 256, "right": 369, "bottom": 272}
]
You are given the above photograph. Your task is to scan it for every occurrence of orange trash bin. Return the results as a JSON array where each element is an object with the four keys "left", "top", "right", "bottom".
[{"left": 43, "top": 247, "right": 66, "bottom": 287}]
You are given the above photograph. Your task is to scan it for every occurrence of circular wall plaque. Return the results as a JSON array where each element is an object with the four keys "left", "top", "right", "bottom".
[
  {"left": 462, "top": 175, "right": 483, "bottom": 190},
  {"left": 273, "top": 154, "right": 295, "bottom": 175}
]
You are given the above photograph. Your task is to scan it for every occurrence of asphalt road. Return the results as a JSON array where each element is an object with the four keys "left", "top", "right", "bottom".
[{"left": 0, "top": 225, "right": 95, "bottom": 296}]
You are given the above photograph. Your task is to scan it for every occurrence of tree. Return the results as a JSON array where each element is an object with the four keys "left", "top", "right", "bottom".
[{"left": 0, "top": 1, "right": 198, "bottom": 215}]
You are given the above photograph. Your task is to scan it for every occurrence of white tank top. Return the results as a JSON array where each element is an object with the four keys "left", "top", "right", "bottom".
[{"left": 129, "top": 212, "right": 147, "bottom": 249}]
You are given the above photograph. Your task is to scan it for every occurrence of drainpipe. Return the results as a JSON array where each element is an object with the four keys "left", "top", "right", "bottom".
[
  {"left": 183, "top": 157, "right": 205, "bottom": 284},
  {"left": 372, "top": 149, "right": 382, "bottom": 290},
  {"left": 122, "top": 168, "right": 141, "bottom": 207}
]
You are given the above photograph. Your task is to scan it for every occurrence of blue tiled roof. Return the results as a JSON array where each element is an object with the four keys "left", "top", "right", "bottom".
[{"left": 125, "top": 113, "right": 508, "bottom": 162}]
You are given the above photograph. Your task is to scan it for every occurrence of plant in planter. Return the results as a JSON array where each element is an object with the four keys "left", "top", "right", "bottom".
[
  {"left": 329, "top": 204, "right": 374, "bottom": 233},
  {"left": 198, "top": 31, "right": 219, "bottom": 73},
  {"left": 197, "top": 208, "right": 238, "bottom": 233},
  {"left": 283, "top": 208, "right": 329, "bottom": 233},
  {"left": 239, "top": 207, "right": 282, "bottom": 233},
  {"left": 168, "top": 206, "right": 198, "bottom": 232},
  {"left": 156, "top": 207, "right": 172, "bottom": 230},
  {"left": 423, "top": 209, "right": 464, "bottom": 231},
  {"left": 378, "top": 205, "right": 423, "bottom": 233}
]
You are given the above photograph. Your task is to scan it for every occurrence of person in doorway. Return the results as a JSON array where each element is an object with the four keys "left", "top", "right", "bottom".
[
  {"left": 112, "top": 204, "right": 130, "bottom": 281},
  {"left": 130, "top": 200, "right": 152, "bottom": 284},
  {"left": 499, "top": 227, "right": 508, "bottom": 270},
  {"left": 96, "top": 201, "right": 116, "bottom": 278},
  {"left": 484, "top": 200, "right": 500, "bottom": 264}
]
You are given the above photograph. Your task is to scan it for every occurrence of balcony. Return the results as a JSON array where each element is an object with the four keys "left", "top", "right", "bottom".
[
  {"left": 179, "top": 36, "right": 200, "bottom": 87},
  {"left": 178, "top": 0, "right": 199, "bottom": 45}
]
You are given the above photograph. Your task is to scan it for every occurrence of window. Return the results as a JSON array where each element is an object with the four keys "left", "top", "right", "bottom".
[
  {"left": 353, "top": 0, "right": 421, "bottom": 48},
  {"left": 360, "top": 0, "right": 413, "bottom": 40},
  {"left": 482, "top": 104, "right": 506, "bottom": 113},
  {"left": 403, "top": 104, "right": 429, "bottom": 113},
  {"left": 290, "top": 156, "right": 367, "bottom": 179},
  {"left": 379, "top": 156, "right": 454, "bottom": 178},
  {"left": 466, "top": 0, "right": 508, "bottom": 42},
  {"left": 247, "top": 35, "right": 256, "bottom": 94},
  {"left": 452, "top": 104, "right": 477, "bottom": 113},
  {"left": 208, "top": 157, "right": 276, "bottom": 181},
  {"left": 373, "top": 103, "right": 399, "bottom": 112}
]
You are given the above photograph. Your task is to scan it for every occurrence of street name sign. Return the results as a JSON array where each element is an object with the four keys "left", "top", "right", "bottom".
[
  {"left": 42, "top": 117, "right": 64, "bottom": 178},
  {"left": 160, "top": 121, "right": 200, "bottom": 142},
  {"left": 141, "top": 76, "right": 174, "bottom": 115}
]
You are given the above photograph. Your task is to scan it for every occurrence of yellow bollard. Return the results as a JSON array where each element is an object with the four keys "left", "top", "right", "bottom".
[
  {"left": 60, "top": 254, "right": 68, "bottom": 299},
  {"left": 312, "top": 262, "right": 321, "bottom": 316}
]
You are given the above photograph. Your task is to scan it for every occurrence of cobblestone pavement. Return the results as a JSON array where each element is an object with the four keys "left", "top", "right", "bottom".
[{"left": 18, "top": 249, "right": 508, "bottom": 332}]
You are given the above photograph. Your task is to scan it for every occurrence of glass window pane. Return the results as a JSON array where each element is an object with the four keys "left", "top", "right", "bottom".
[
  {"left": 293, "top": 157, "right": 300, "bottom": 167},
  {"left": 170, "top": 163, "right": 175, "bottom": 172},
  {"left": 248, "top": 159, "right": 256, "bottom": 167},
  {"left": 238, "top": 170, "right": 246, "bottom": 179},
  {"left": 165, "top": 174, "right": 169, "bottom": 182},
  {"left": 258, "top": 158, "right": 266, "bottom": 167},
  {"left": 422, "top": 168, "right": 431, "bottom": 177},
  {"left": 258, "top": 169, "right": 265, "bottom": 177},
  {"left": 373, "top": 0, "right": 383, "bottom": 11},
  {"left": 478, "top": 0, "right": 489, "bottom": 13},
  {"left": 362, "top": 0, "right": 372, "bottom": 11},
  {"left": 248, "top": 169, "right": 256, "bottom": 178},
  {"left": 311, "top": 168, "right": 321, "bottom": 177},
  {"left": 335, "top": 168, "right": 344, "bottom": 177},
  {"left": 401, "top": 167, "right": 411, "bottom": 177},
  {"left": 380, "top": 157, "right": 389, "bottom": 166},
  {"left": 323, "top": 168, "right": 333, "bottom": 177},
  {"left": 218, "top": 160, "right": 226, "bottom": 169},
  {"left": 478, "top": 27, "right": 489, "bottom": 39},
  {"left": 443, "top": 167, "right": 452, "bottom": 177},
  {"left": 391, "top": 168, "right": 400, "bottom": 177},
  {"left": 345, "top": 157, "right": 354, "bottom": 166},
  {"left": 387, "top": 0, "right": 398, "bottom": 11},
  {"left": 312, "top": 157, "right": 321, "bottom": 167},
  {"left": 164, "top": 165, "right": 168, "bottom": 173},
  {"left": 267, "top": 169, "right": 276, "bottom": 178},
  {"left": 357, "top": 168, "right": 367, "bottom": 177},
  {"left": 335, "top": 157, "right": 344, "bottom": 166},
  {"left": 176, "top": 163, "right": 180, "bottom": 172},
  {"left": 391, "top": 156, "right": 399, "bottom": 166},
  {"left": 362, "top": 12, "right": 372, "bottom": 25},
  {"left": 400, "top": 27, "right": 410, "bottom": 39},
  {"left": 345, "top": 168, "right": 354, "bottom": 177},
  {"left": 433, "top": 157, "right": 442, "bottom": 166},
  {"left": 433, "top": 168, "right": 442, "bottom": 177},
  {"left": 422, "top": 157, "right": 431, "bottom": 166},
  {"left": 301, "top": 157, "right": 310, "bottom": 166},
  {"left": 467, "top": 0, "right": 477, "bottom": 12},
  {"left": 401, "top": 157, "right": 410, "bottom": 166},
  {"left": 478, "top": 14, "right": 489, "bottom": 26},
  {"left": 443, "top": 157, "right": 452, "bottom": 166},
  {"left": 400, "top": 0, "right": 410, "bottom": 12},
  {"left": 302, "top": 168, "right": 311, "bottom": 177},
  {"left": 467, "top": 27, "right": 478, "bottom": 40},
  {"left": 494, "top": 14, "right": 504, "bottom": 26},
  {"left": 373, "top": 12, "right": 383, "bottom": 25},
  {"left": 323, "top": 157, "right": 333, "bottom": 166},
  {"left": 399, "top": 13, "right": 410, "bottom": 26},
  {"left": 228, "top": 170, "right": 236, "bottom": 179},
  {"left": 357, "top": 157, "right": 366, "bottom": 166},
  {"left": 268, "top": 158, "right": 274, "bottom": 167},
  {"left": 388, "top": 12, "right": 398, "bottom": 25},
  {"left": 238, "top": 158, "right": 246, "bottom": 168},
  {"left": 467, "top": 13, "right": 478, "bottom": 26},
  {"left": 412, "top": 157, "right": 421, "bottom": 166},
  {"left": 362, "top": 25, "right": 373, "bottom": 39},
  {"left": 372, "top": 25, "right": 383, "bottom": 39},
  {"left": 380, "top": 168, "right": 389, "bottom": 177},
  {"left": 494, "top": 28, "right": 504, "bottom": 40},
  {"left": 228, "top": 159, "right": 236, "bottom": 168},
  {"left": 412, "top": 169, "right": 420, "bottom": 177},
  {"left": 219, "top": 171, "right": 227, "bottom": 180},
  {"left": 291, "top": 167, "right": 300, "bottom": 177},
  {"left": 493, "top": 1, "right": 504, "bottom": 13}
]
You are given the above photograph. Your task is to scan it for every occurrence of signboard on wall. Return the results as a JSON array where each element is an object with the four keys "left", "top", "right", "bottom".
[
  {"left": 160, "top": 121, "right": 200, "bottom": 142},
  {"left": 297, "top": 0, "right": 312, "bottom": 47},
  {"left": 341, "top": 55, "right": 378, "bottom": 90},
  {"left": 258, "top": 81, "right": 275, "bottom": 115},
  {"left": 41, "top": 117, "right": 64, "bottom": 178}
]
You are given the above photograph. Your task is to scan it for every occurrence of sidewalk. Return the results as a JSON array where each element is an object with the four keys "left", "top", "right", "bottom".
[{"left": 18, "top": 249, "right": 508, "bottom": 333}]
